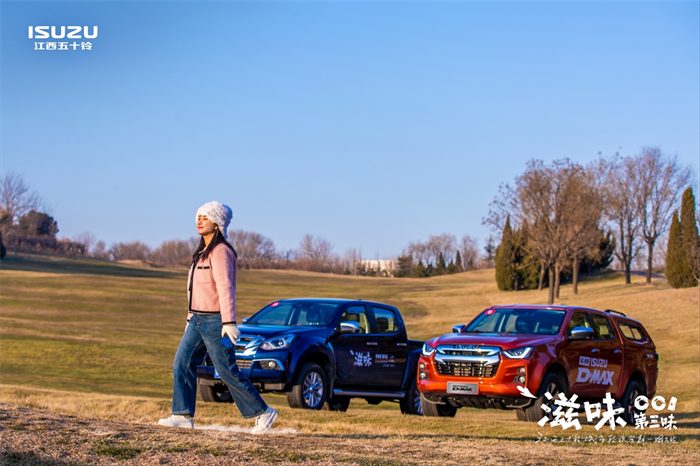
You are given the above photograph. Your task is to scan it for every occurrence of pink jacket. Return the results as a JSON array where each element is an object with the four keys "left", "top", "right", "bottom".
[{"left": 187, "top": 243, "right": 237, "bottom": 324}]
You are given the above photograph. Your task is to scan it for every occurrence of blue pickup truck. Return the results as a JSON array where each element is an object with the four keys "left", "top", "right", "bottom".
[{"left": 197, "top": 298, "right": 424, "bottom": 414}]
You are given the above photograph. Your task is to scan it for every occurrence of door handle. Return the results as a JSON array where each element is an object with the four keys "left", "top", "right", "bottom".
[
  {"left": 366, "top": 342, "right": 377, "bottom": 346},
  {"left": 397, "top": 342, "right": 407, "bottom": 347},
  {"left": 591, "top": 349, "right": 599, "bottom": 353}
]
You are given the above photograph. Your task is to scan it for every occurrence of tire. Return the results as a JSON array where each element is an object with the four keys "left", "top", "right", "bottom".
[
  {"left": 323, "top": 395, "right": 351, "bottom": 412},
  {"left": 286, "top": 363, "right": 327, "bottom": 410},
  {"left": 515, "top": 408, "right": 528, "bottom": 421},
  {"left": 522, "top": 373, "right": 567, "bottom": 422},
  {"left": 420, "top": 393, "right": 457, "bottom": 417},
  {"left": 400, "top": 377, "right": 423, "bottom": 415},
  {"left": 621, "top": 379, "right": 646, "bottom": 425},
  {"left": 199, "top": 381, "right": 233, "bottom": 403}
]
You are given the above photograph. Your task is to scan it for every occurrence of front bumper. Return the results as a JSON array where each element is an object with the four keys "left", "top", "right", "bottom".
[
  {"left": 196, "top": 335, "right": 292, "bottom": 392},
  {"left": 417, "top": 353, "right": 539, "bottom": 409}
]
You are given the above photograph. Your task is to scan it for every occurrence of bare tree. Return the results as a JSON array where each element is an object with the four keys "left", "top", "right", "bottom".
[
  {"left": 91, "top": 240, "right": 110, "bottom": 260},
  {"left": 635, "top": 147, "right": 692, "bottom": 284},
  {"left": 486, "top": 159, "right": 600, "bottom": 304},
  {"left": 0, "top": 172, "right": 42, "bottom": 234},
  {"left": 73, "top": 231, "right": 97, "bottom": 255},
  {"left": 563, "top": 163, "right": 605, "bottom": 295},
  {"left": 109, "top": 241, "right": 152, "bottom": 262},
  {"left": 152, "top": 239, "right": 196, "bottom": 267},
  {"left": 228, "top": 229, "right": 276, "bottom": 268},
  {"left": 296, "top": 234, "right": 334, "bottom": 272},
  {"left": 459, "top": 234, "right": 479, "bottom": 271},
  {"left": 605, "top": 154, "right": 644, "bottom": 284}
]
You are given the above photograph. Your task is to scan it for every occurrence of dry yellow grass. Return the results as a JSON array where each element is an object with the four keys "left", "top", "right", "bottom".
[{"left": 1, "top": 253, "right": 698, "bottom": 465}]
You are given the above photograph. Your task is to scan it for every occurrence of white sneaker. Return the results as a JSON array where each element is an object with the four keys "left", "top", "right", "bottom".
[
  {"left": 158, "top": 415, "right": 194, "bottom": 429},
  {"left": 251, "top": 407, "right": 278, "bottom": 434}
]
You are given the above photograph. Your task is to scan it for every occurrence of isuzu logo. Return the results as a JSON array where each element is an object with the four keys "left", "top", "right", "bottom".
[
  {"left": 454, "top": 344, "right": 479, "bottom": 350},
  {"left": 28, "top": 26, "right": 98, "bottom": 39}
]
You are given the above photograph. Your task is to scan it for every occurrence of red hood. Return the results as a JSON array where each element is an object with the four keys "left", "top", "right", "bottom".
[{"left": 426, "top": 332, "right": 559, "bottom": 350}]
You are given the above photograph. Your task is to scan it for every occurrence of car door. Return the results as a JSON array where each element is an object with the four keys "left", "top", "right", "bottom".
[
  {"left": 587, "top": 312, "right": 623, "bottom": 398},
  {"left": 560, "top": 311, "right": 601, "bottom": 398},
  {"left": 369, "top": 305, "right": 408, "bottom": 388},
  {"left": 332, "top": 304, "right": 376, "bottom": 386}
]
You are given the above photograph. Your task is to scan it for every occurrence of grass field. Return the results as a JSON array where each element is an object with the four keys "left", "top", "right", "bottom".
[{"left": 1, "top": 252, "right": 698, "bottom": 465}]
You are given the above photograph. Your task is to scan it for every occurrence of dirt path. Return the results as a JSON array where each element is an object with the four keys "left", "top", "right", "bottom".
[{"left": 1, "top": 403, "right": 698, "bottom": 466}]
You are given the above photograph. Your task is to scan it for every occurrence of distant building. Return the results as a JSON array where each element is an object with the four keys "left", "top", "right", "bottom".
[{"left": 355, "top": 260, "right": 396, "bottom": 277}]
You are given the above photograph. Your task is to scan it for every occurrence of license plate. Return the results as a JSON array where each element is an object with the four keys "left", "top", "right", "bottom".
[{"left": 447, "top": 382, "right": 478, "bottom": 395}]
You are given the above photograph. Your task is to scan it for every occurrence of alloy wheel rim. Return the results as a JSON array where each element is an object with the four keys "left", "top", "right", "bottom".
[
  {"left": 543, "top": 382, "right": 560, "bottom": 420},
  {"left": 628, "top": 387, "right": 641, "bottom": 421},
  {"left": 414, "top": 387, "right": 423, "bottom": 415},
  {"left": 303, "top": 372, "right": 323, "bottom": 408}
]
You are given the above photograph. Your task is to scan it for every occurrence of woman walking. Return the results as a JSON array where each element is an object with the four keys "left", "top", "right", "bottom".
[{"left": 158, "top": 201, "right": 278, "bottom": 433}]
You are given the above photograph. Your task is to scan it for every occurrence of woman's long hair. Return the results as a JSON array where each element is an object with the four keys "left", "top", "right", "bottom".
[{"left": 192, "top": 227, "right": 237, "bottom": 264}]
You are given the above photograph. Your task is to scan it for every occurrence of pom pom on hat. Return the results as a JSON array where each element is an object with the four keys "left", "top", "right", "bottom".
[{"left": 196, "top": 201, "right": 232, "bottom": 238}]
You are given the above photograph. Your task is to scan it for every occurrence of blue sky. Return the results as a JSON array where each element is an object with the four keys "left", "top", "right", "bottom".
[{"left": 2, "top": 1, "right": 698, "bottom": 259}]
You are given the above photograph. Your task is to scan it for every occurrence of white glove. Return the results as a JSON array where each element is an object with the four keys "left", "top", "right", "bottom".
[{"left": 222, "top": 324, "right": 241, "bottom": 344}]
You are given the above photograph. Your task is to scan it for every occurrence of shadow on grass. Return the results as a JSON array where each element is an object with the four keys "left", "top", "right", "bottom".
[{"left": 0, "top": 253, "right": 183, "bottom": 279}]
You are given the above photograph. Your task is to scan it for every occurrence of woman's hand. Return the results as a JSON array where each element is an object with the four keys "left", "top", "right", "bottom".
[{"left": 222, "top": 324, "right": 241, "bottom": 343}]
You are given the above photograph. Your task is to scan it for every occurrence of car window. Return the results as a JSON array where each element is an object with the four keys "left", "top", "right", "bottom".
[
  {"left": 590, "top": 314, "right": 614, "bottom": 340},
  {"left": 567, "top": 312, "right": 592, "bottom": 336},
  {"left": 617, "top": 322, "right": 647, "bottom": 342},
  {"left": 372, "top": 307, "right": 399, "bottom": 333},
  {"left": 339, "top": 305, "right": 370, "bottom": 334},
  {"left": 247, "top": 301, "right": 339, "bottom": 326},
  {"left": 466, "top": 308, "right": 566, "bottom": 334}
]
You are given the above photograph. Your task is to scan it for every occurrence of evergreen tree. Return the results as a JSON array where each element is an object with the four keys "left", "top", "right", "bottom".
[
  {"left": 16, "top": 210, "right": 58, "bottom": 237},
  {"left": 413, "top": 259, "right": 429, "bottom": 278},
  {"left": 435, "top": 252, "right": 447, "bottom": 275},
  {"left": 454, "top": 250, "right": 463, "bottom": 273},
  {"left": 394, "top": 254, "right": 414, "bottom": 278},
  {"left": 495, "top": 216, "right": 516, "bottom": 291},
  {"left": 0, "top": 232, "right": 5, "bottom": 259},
  {"left": 666, "top": 211, "right": 685, "bottom": 288},
  {"left": 680, "top": 187, "right": 699, "bottom": 287},
  {"left": 514, "top": 223, "right": 540, "bottom": 290},
  {"left": 446, "top": 259, "right": 456, "bottom": 274}
]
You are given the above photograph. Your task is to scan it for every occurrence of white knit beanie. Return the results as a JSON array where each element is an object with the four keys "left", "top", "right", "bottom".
[{"left": 196, "top": 201, "right": 232, "bottom": 239}]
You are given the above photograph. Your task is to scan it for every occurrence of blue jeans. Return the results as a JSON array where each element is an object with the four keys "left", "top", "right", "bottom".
[{"left": 171, "top": 313, "right": 268, "bottom": 419}]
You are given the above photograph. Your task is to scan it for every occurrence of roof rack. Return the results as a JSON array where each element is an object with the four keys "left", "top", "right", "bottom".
[{"left": 605, "top": 309, "right": 627, "bottom": 317}]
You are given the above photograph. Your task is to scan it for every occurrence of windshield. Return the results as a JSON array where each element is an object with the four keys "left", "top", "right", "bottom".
[
  {"left": 465, "top": 308, "right": 566, "bottom": 335},
  {"left": 247, "top": 301, "right": 340, "bottom": 327}
]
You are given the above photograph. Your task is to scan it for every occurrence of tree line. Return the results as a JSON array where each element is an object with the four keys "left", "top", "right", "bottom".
[{"left": 486, "top": 147, "right": 698, "bottom": 304}]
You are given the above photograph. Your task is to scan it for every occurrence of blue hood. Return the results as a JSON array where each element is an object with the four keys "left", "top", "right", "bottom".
[{"left": 237, "top": 323, "right": 327, "bottom": 339}]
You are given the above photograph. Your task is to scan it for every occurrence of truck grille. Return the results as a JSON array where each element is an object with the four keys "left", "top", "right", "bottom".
[
  {"left": 236, "top": 359, "right": 252, "bottom": 370},
  {"left": 436, "top": 361, "right": 499, "bottom": 378},
  {"left": 204, "top": 355, "right": 252, "bottom": 370}
]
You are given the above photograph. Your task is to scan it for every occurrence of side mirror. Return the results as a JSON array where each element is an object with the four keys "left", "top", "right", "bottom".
[
  {"left": 242, "top": 318, "right": 249, "bottom": 323},
  {"left": 570, "top": 326, "right": 594, "bottom": 340},
  {"left": 452, "top": 324, "right": 466, "bottom": 333},
  {"left": 340, "top": 321, "right": 360, "bottom": 334}
]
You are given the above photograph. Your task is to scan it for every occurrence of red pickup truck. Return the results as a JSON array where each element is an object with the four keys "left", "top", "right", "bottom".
[{"left": 417, "top": 305, "right": 658, "bottom": 423}]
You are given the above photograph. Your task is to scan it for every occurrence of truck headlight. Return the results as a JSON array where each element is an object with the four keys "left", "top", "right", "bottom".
[
  {"left": 260, "top": 335, "right": 295, "bottom": 351},
  {"left": 502, "top": 346, "right": 534, "bottom": 359},
  {"left": 421, "top": 343, "right": 436, "bottom": 357}
]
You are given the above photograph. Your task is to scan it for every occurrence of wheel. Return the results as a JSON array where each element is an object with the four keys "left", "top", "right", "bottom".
[
  {"left": 286, "top": 363, "right": 327, "bottom": 410},
  {"left": 400, "top": 377, "right": 423, "bottom": 415},
  {"left": 199, "top": 382, "right": 233, "bottom": 403},
  {"left": 420, "top": 393, "right": 457, "bottom": 417},
  {"left": 522, "top": 373, "right": 567, "bottom": 422},
  {"left": 515, "top": 408, "right": 528, "bottom": 421},
  {"left": 323, "top": 395, "right": 351, "bottom": 412},
  {"left": 621, "top": 379, "right": 646, "bottom": 425}
]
